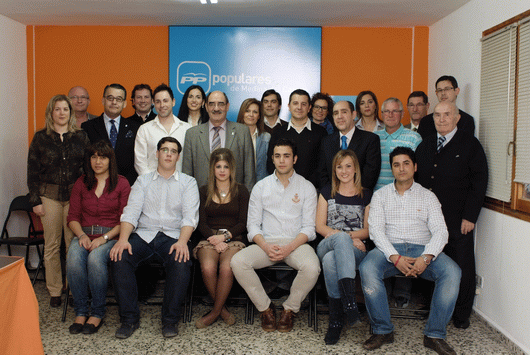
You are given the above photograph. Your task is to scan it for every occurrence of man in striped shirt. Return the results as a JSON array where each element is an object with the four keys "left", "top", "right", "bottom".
[
  {"left": 374, "top": 98, "right": 422, "bottom": 190},
  {"left": 359, "top": 147, "right": 461, "bottom": 355}
]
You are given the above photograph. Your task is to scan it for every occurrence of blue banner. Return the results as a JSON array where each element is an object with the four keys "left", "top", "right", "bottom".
[{"left": 169, "top": 27, "right": 321, "bottom": 121}]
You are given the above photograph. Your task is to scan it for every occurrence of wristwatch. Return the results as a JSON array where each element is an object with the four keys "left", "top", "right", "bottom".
[
  {"left": 103, "top": 234, "right": 109, "bottom": 243},
  {"left": 422, "top": 255, "right": 431, "bottom": 265}
]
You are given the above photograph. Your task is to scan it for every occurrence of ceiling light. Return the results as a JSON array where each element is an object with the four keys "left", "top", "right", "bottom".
[
  {"left": 200, "top": 0, "right": 206, "bottom": 4},
  {"left": 211, "top": 0, "right": 218, "bottom": 3}
]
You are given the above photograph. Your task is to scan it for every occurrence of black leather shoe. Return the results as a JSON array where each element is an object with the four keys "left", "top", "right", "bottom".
[
  {"left": 424, "top": 336, "right": 457, "bottom": 355},
  {"left": 50, "top": 296, "right": 62, "bottom": 308},
  {"left": 115, "top": 322, "right": 139, "bottom": 339},
  {"left": 162, "top": 323, "right": 179, "bottom": 338},
  {"left": 453, "top": 318, "right": 470, "bottom": 329},
  {"left": 68, "top": 322, "right": 84, "bottom": 334},
  {"left": 82, "top": 319, "right": 104, "bottom": 334},
  {"left": 363, "top": 332, "right": 394, "bottom": 350}
]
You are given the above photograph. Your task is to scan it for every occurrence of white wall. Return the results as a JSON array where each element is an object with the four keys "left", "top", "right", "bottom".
[
  {"left": 430, "top": 1, "right": 530, "bottom": 353},
  {"left": 0, "top": 15, "right": 29, "bottom": 256}
]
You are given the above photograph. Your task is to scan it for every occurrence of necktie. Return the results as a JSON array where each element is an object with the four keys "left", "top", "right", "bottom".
[
  {"left": 211, "top": 126, "right": 221, "bottom": 152},
  {"left": 437, "top": 135, "right": 446, "bottom": 152},
  {"left": 341, "top": 135, "right": 348, "bottom": 150},
  {"left": 109, "top": 120, "right": 118, "bottom": 149}
]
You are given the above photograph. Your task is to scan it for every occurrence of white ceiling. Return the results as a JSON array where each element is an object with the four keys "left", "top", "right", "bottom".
[{"left": 0, "top": 0, "right": 470, "bottom": 27}]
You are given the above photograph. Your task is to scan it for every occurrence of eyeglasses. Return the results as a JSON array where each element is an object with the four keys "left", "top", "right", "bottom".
[
  {"left": 207, "top": 102, "right": 226, "bottom": 108},
  {"left": 407, "top": 103, "right": 426, "bottom": 108},
  {"left": 435, "top": 87, "right": 454, "bottom": 94},
  {"left": 105, "top": 95, "right": 125, "bottom": 103},
  {"left": 313, "top": 105, "right": 328, "bottom": 111},
  {"left": 159, "top": 147, "right": 179, "bottom": 155},
  {"left": 382, "top": 110, "right": 403, "bottom": 115},
  {"left": 70, "top": 96, "right": 89, "bottom": 101}
]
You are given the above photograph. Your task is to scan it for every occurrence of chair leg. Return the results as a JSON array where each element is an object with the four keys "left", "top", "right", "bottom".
[
  {"left": 184, "top": 262, "right": 196, "bottom": 323},
  {"left": 61, "top": 286, "right": 70, "bottom": 322},
  {"left": 31, "top": 245, "right": 44, "bottom": 287}
]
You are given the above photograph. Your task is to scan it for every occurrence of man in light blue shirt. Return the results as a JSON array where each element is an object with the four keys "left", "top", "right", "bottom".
[
  {"left": 374, "top": 97, "right": 422, "bottom": 190},
  {"left": 231, "top": 138, "right": 320, "bottom": 333},
  {"left": 110, "top": 136, "right": 199, "bottom": 339}
]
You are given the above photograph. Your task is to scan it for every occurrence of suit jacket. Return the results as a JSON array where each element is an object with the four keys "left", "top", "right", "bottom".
[
  {"left": 318, "top": 129, "right": 381, "bottom": 190},
  {"left": 126, "top": 110, "right": 157, "bottom": 125},
  {"left": 81, "top": 115, "right": 141, "bottom": 186},
  {"left": 417, "top": 109, "right": 475, "bottom": 139},
  {"left": 255, "top": 132, "right": 271, "bottom": 182},
  {"left": 415, "top": 129, "right": 488, "bottom": 231},
  {"left": 267, "top": 122, "right": 327, "bottom": 187},
  {"left": 182, "top": 120, "right": 256, "bottom": 191}
]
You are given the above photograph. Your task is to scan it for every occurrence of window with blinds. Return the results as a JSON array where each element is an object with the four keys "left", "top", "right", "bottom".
[{"left": 481, "top": 12, "right": 530, "bottom": 215}]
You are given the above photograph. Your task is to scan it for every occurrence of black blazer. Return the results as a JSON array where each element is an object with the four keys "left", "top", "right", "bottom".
[
  {"left": 415, "top": 129, "right": 488, "bottom": 230},
  {"left": 318, "top": 129, "right": 381, "bottom": 190},
  {"left": 81, "top": 115, "right": 141, "bottom": 186}
]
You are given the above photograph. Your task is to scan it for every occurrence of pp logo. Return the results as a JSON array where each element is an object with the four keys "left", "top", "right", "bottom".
[{"left": 177, "top": 61, "right": 211, "bottom": 94}]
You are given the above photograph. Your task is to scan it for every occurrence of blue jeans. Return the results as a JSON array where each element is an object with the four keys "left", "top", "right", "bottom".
[
  {"left": 111, "top": 232, "right": 192, "bottom": 325},
  {"left": 359, "top": 243, "right": 461, "bottom": 339},
  {"left": 317, "top": 232, "right": 367, "bottom": 298},
  {"left": 66, "top": 237, "right": 116, "bottom": 319}
]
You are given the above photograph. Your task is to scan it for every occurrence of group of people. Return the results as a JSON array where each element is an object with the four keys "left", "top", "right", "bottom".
[{"left": 26, "top": 74, "right": 487, "bottom": 355}]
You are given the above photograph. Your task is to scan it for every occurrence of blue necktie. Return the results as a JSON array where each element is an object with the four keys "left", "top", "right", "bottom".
[
  {"left": 341, "top": 135, "right": 348, "bottom": 150},
  {"left": 437, "top": 135, "right": 446, "bottom": 152},
  {"left": 109, "top": 120, "right": 118, "bottom": 149}
]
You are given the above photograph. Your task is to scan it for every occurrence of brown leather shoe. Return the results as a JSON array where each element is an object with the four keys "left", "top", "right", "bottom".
[
  {"left": 277, "top": 309, "right": 295, "bottom": 332},
  {"left": 363, "top": 332, "right": 394, "bottom": 350},
  {"left": 424, "top": 336, "right": 457, "bottom": 355},
  {"left": 260, "top": 306, "right": 276, "bottom": 332}
]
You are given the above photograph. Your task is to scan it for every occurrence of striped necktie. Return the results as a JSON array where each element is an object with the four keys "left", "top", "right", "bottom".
[
  {"left": 437, "top": 135, "right": 446, "bottom": 152},
  {"left": 211, "top": 126, "right": 221, "bottom": 152}
]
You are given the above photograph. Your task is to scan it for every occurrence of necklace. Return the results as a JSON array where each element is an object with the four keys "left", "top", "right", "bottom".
[{"left": 219, "top": 190, "right": 228, "bottom": 199}]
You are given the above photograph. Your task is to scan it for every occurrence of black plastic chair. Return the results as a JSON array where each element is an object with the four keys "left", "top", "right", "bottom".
[{"left": 0, "top": 194, "right": 45, "bottom": 286}]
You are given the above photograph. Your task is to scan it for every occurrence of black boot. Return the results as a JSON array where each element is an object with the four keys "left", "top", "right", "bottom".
[
  {"left": 338, "top": 278, "right": 361, "bottom": 325},
  {"left": 325, "top": 298, "right": 343, "bottom": 345}
]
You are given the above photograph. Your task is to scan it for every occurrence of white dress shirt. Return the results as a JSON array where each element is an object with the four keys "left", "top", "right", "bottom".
[
  {"left": 368, "top": 181, "right": 448, "bottom": 261},
  {"left": 247, "top": 171, "right": 317, "bottom": 243},
  {"left": 103, "top": 114, "right": 121, "bottom": 137},
  {"left": 120, "top": 170, "right": 199, "bottom": 243},
  {"left": 134, "top": 115, "right": 191, "bottom": 175}
]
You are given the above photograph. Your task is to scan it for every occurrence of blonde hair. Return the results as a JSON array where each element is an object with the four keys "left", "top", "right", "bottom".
[
  {"left": 44, "top": 95, "right": 79, "bottom": 135},
  {"left": 331, "top": 149, "right": 363, "bottom": 198},
  {"left": 206, "top": 148, "right": 239, "bottom": 207}
]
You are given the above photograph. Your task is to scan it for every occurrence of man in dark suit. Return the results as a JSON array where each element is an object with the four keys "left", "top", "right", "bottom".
[
  {"left": 81, "top": 83, "right": 141, "bottom": 186},
  {"left": 267, "top": 89, "right": 327, "bottom": 187},
  {"left": 416, "top": 101, "right": 488, "bottom": 330},
  {"left": 319, "top": 100, "right": 381, "bottom": 190},
  {"left": 126, "top": 84, "right": 157, "bottom": 124},
  {"left": 417, "top": 75, "right": 475, "bottom": 139},
  {"left": 405, "top": 91, "right": 429, "bottom": 132},
  {"left": 182, "top": 90, "right": 256, "bottom": 191}
]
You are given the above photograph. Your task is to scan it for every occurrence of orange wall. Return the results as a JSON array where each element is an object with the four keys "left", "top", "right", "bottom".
[
  {"left": 322, "top": 26, "right": 429, "bottom": 123},
  {"left": 27, "top": 26, "right": 168, "bottom": 141},
  {"left": 27, "top": 25, "right": 428, "bottom": 141}
]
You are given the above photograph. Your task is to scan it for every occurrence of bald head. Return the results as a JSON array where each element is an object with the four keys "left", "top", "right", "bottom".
[
  {"left": 433, "top": 101, "right": 460, "bottom": 136},
  {"left": 68, "top": 86, "right": 91, "bottom": 116}
]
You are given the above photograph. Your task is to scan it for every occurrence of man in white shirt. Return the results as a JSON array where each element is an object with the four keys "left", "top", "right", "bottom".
[
  {"left": 359, "top": 146, "right": 461, "bottom": 355},
  {"left": 231, "top": 138, "right": 320, "bottom": 333},
  {"left": 134, "top": 83, "right": 191, "bottom": 175},
  {"left": 110, "top": 137, "right": 199, "bottom": 339}
]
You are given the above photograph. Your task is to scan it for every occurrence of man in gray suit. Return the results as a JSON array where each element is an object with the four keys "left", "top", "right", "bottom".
[{"left": 182, "top": 91, "right": 256, "bottom": 191}]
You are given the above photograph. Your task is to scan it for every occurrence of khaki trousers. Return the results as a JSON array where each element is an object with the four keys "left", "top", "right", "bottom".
[
  {"left": 40, "top": 196, "right": 74, "bottom": 297},
  {"left": 231, "top": 242, "right": 320, "bottom": 313}
]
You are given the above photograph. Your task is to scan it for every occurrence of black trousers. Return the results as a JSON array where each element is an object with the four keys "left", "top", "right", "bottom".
[{"left": 443, "top": 229, "right": 476, "bottom": 322}]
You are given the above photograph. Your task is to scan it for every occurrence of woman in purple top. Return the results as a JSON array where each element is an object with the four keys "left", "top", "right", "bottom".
[
  {"left": 66, "top": 141, "right": 130, "bottom": 335},
  {"left": 193, "top": 148, "right": 250, "bottom": 328},
  {"left": 316, "top": 149, "right": 372, "bottom": 345}
]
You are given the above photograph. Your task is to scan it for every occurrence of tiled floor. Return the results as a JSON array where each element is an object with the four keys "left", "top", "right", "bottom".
[{"left": 35, "top": 281, "right": 523, "bottom": 355}]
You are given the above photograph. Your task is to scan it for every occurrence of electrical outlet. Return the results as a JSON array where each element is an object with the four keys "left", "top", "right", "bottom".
[{"left": 476, "top": 275, "right": 484, "bottom": 288}]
